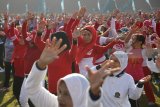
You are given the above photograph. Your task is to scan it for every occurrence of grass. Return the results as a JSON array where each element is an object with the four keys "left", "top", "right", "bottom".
[
  {"left": 0, "top": 72, "right": 19, "bottom": 107},
  {"left": 0, "top": 72, "right": 160, "bottom": 107}
]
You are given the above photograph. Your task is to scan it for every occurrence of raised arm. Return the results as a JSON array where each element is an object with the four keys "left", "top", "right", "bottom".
[
  {"left": 68, "top": 28, "right": 81, "bottom": 60},
  {"left": 86, "top": 60, "right": 120, "bottom": 107},
  {"left": 95, "top": 40, "right": 118, "bottom": 55},
  {"left": 43, "top": 20, "right": 53, "bottom": 41},
  {"left": 22, "top": 19, "right": 28, "bottom": 39},
  {"left": 4, "top": 12, "right": 10, "bottom": 36},
  {"left": 156, "top": 54, "right": 160, "bottom": 69},
  {"left": 71, "top": 7, "right": 86, "bottom": 31},
  {"left": 26, "top": 38, "right": 67, "bottom": 107},
  {"left": 65, "top": 7, "right": 86, "bottom": 42},
  {"left": 124, "top": 24, "right": 139, "bottom": 44},
  {"left": 128, "top": 75, "right": 151, "bottom": 100},
  {"left": 65, "top": 12, "right": 78, "bottom": 32}
]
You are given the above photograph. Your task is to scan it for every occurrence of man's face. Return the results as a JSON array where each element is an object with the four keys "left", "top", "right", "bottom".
[{"left": 57, "top": 81, "right": 73, "bottom": 107}]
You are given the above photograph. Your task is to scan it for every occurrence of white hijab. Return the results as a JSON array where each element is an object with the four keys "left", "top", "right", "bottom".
[
  {"left": 61, "top": 73, "right": 89, "bottom": 107},
  {"left": 112, "top": 51, "right": 128, "bottom": 75}
]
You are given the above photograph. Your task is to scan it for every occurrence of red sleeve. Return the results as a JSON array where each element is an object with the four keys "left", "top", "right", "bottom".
[
  {"left": 95, "top": 40, "right": 117, "bottom": 54},
  {"left": 71, "top": 19, "right": 80, "bottom": 31},
  {"left": 9, "top": 23, "right": 20, "bottom": 45},
  {"left": 94, "top": 21, "right": 100, "bottom": 30},
  {"left": 43, "top": 29, "right": 51, "bottom": 42},
  {"left": 65, "top": 18, "right": 80, "bottom": 44},
  {"left": 13, "top": 37, "right": 20, "bottom": 46},
  {"left": 34, "top": 36, "right": 45, "bottom": 52},
  {"left": 156, "top": 22, "right": 160, "bottom": 37},
  {"left": 69, "top": 43, "right": 77, "bottom": 61},
  {"left": 10, "top": 23, "right": 15, "bottom": 36},
  {"left": 4, "top": 20, "right": 9, "bottom": 36},
  {"left": 22, "top": 20, "right": 28, "bottom": 39},
  {"left": 65, "top": 18, "right": 76, "bottom": 32}
]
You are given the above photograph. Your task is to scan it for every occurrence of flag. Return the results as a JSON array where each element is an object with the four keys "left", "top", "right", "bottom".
[
  {"left": 132, "top": 0, "right": 136, "bottom": 12},
  {"left": 43, "top": 0, "right": 46, "bottom": 13},
  {"left": 25, "top": 4, "right": 28, "bottom": 12},
  {"left": 145, "top": 0, "right": 152, "bottom": 10},
  {"left": 102, "top": 0, "right": 109, "bottom": 12},
  {"left": 6, "top": 3, "right": 10, "bottom": 12},
  {"left": 97, "top": 0, "right": 100, "bottom": 11},
  {"left": 61, "top": 0, "right": 64, "bottom": 12},
  {"left": 113, "top": 0, "right": 118, "bottom": 9},
  {"left": 78, "top": 0, "right": 81, "bottom": 10}
]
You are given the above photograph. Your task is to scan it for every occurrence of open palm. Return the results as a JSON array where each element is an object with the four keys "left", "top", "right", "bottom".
[
  {"left": 86, "top": 60, "right": 120, "bottom": 95},
  {"left": 38, "top": 38, "right": 67, "bottom": 68}
]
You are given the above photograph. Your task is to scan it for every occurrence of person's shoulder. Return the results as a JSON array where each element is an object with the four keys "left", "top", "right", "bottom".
[{"left": 123, "top": 72, "right": 134, "bottom": 80}]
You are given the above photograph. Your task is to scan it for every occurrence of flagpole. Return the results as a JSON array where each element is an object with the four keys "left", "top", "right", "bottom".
[
  {"left": 61, "top": 0, "right": 64, "bottom": 13},
  {"left": 78, "top": 0, "right": 81, "bottom": 10},
  {"left": 6, "top": 3, "right": 10, "bottom": 13}
]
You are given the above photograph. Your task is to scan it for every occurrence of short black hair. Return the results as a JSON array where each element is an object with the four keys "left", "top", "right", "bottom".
[{"left": 135, "top": 34, "right": 145, "bottom": 45}]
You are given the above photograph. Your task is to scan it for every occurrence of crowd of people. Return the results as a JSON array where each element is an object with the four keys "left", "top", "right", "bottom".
[{"left": 0, "top": 7, "right": 160, "bottom": 107}]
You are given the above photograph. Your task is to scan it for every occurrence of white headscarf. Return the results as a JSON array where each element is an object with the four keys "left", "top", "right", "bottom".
[
  {"left": 112, "top": 51, "right": 128, "bottom": 75},
  {"left": 61, "top": 73, "right": 89, "bottom": 107}
]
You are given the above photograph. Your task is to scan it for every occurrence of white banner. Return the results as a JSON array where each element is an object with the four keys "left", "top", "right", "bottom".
[
  {"left": 25, "top": 4, "right": 28, "bottom": 12},
  {"left": 61, "top": 0, "right": 64, "bottom": 12},
  {"left": 6, "top": 3, "right": 10, "bottom": 12},
  {"left": 132, "top": 0, "right": 136, "bottom": 12},
  {"left": 78, "top": 1, "right": 81, "bottom": 10},
  {"left": 97, "top": 0, "right": 101, "bottom": 11},
  {"left": 145, "top": 0, "right": 153, "bottom": 10}
]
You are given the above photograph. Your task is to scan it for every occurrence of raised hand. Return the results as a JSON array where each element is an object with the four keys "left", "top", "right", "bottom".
[
  {"left": 3, "top": 12, "right": 9, "bottom": 20},
  {"left": 46, "top": 19, "right": 54, "bottom": 29},
  {"left": 130, "top": 23, "right": 139, "bottom": 33},
  {"left": 86, "top": 60, "right": 120, "bottom": 96},
  {"left": 155, "top": 54, "right": 160, "bottom": 68},
  {"left": 77, "top": 7, "right": 86, "bottom": 19},
  {"left": 72, "top": 11, "right": 78, "bottom": 19},
  {"left": 63, "top": 15, "right": 70, "bottom": 23},
  {"left": 72, "top": 27, "right": 81, "bottom": 39},
  {"left": 124, "top": 23, "right": 139, "bottom": 43},
  {"left": 112, "top": 9, "right": 120, "bottom": 17},
  {"left": 155, "top": 36, "right": 160, "bottom": 48},
  {"left": 38, "top": 20, "right": 46, "bottom": 32},
  {"left": 139, "top": 75, "right": 151, "bottom": 84},
  {"left": 37, "top": 38, "right": 67, "bottom": 69},
  {"left": 27, "top": 11, "right": 33, "bottom": 20},
  {"left": 0, "top": 31, "right": 5, "bottom": 36}
]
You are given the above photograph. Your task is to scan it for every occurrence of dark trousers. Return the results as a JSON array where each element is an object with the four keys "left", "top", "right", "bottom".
[
  {"left": 129, "top": 81, "right": 140, "bottom": 107},
  {"left": 3, "top": 61, "right": 14, "bottom": 88},
  {"left": 0, "top": 44, "right": 4, "bottom": 68},
  {"left": 129, "top": 99, "right": 140, "bottom": 107},
  {"left": 13, "top": 75, "right": 24, "bottom": 104}
]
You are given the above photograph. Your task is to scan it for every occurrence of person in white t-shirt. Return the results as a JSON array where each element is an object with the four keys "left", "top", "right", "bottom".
[
  {"left": 147, "top": 54, "right": 160, "bottom": 73},
  {"left": 87, "top": 51, "right": 151, "bottom": 107}
]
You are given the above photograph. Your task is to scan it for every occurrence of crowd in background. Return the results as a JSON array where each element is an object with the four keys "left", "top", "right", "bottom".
[{"left": 0, "top": 7, "right": 160, "bottom": 107}]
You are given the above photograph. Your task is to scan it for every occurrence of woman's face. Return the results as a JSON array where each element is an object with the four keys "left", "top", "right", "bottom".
[
  {"left": 81, "top": 30, "right": 92, "bottom": 43},
  {"left": 109, "top": 55, "right": 120, "bottom": 68},
  {"left": 57, "top": 81, "right": 73, "bottom": 107}
]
